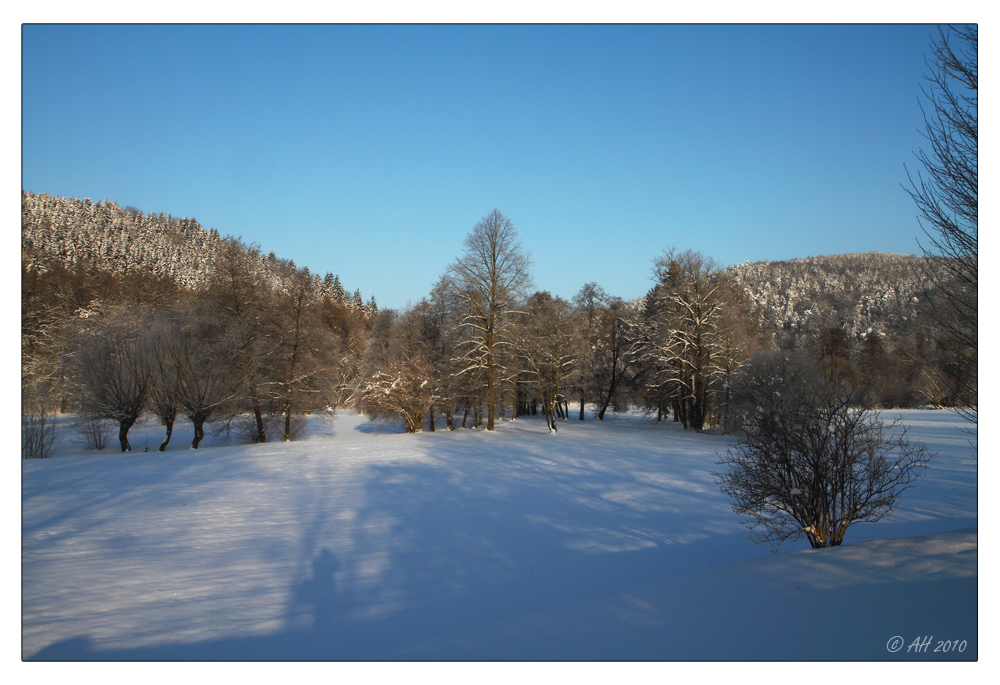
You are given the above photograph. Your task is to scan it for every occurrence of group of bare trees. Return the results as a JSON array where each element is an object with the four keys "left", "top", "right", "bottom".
[
  {"left": 22, "top": 235, "right": 373, "bottom": 457},
  {"left": 360, "top": 208, "right": 957, "bottom": 439},
  {"left": 355, "top": 212, "right": 767, "bottom": 435},
  {"left": 21, "top": 27, "right": 976, "bottom": 461}
]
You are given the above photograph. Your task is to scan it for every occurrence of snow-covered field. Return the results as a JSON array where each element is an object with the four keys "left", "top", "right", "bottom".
[{"left": 22, "top": 409, "right": 977, "bottom": 661}]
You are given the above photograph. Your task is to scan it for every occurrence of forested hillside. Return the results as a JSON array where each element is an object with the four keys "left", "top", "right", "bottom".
[
  {"left": 22, "top": 191, "right": 381, "bottom": 456},
  {"left": 725, "top": 252, "right": 928, "bottom": 348},
  {"left": 22, "top": 190, "right": 376, "bottom": 313}
]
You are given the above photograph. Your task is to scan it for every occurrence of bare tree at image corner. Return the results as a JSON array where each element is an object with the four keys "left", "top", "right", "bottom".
[
  {"left": 448, "top": 210, "right": 533, "bottom": 431},
  {"left": 715, "top": 352, "right": 932, "bottom": 550},
  {"left": 906, "top": 25, "right": 977, "bottom": 424}
]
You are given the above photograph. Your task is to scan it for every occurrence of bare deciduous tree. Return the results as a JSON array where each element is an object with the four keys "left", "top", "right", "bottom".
[
  {"left": 209, "top": 237, "right": 274, "bottom": 443},
  {"left": 517, "top": 292, "right": 576, "bottom": 432},
  {"left": 448, "top": 210, "right": 532, "bottom": 431},
  {"left": 636, "top": 249, "right": 729, "bottom": 431},
  {"left": 591, "top": 298, "right": 637, "bottom": 421},
  {"left": 419, "top": 276, "right": 464, "bottom": 430},
  {"left": 273, "top": 264, "right": 339, "bottom": 441},
  {"left": 148, "top": 316, "right": 183, "bottom": 451},
  {"left": 571, "top": 282, "right": 607, "bottom": 419},
  {"left": 73, "top": 307, "right": 152, "bottom": 452},
  {"left": 157, "top": 308, "right": 242, "bottom": 449},
  {"left": 716, "top": 352, "right": 932, "bottom": 549},
  {"left": 906, "top": 25, "right": 977, "bottom": 424},
  {"left": 72, "top": 415, "right": 115, "bottom": 451}
]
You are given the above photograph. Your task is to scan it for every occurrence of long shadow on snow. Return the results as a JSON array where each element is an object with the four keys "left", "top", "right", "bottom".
[
  {"left": 22, "top": 443, "right": 306, "bottom": 547},
  {"left": 27, "top": 413, "right": 976, "bottom": 660},
  {"left": 29, "top": 420, "right": 755, "bottom": 660}
]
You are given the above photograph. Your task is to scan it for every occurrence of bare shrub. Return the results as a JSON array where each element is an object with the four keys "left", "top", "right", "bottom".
[
  {"left": 230, "top": 410, "right": 306, "bottom": 444},
  {"left": 73, "top": 416, "right": 116, "bottom": 451},
  {"left": 716, "top": 351, "right": 933, "bottom": 549},
  {"left": 232, "top": 413, "right": 266, "bottom": 444},
  {"left": 22, "top": 388, "right": 60, "bottom": 459}
]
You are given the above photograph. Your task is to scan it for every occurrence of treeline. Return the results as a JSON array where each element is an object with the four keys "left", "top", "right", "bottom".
[
  {"left": 350, "top": 211, "right": 971, "bottom": 439},
  {"left": 22, "top": 202, "right": 974, "bottom": 458},
  {"left": 22, "top": 230, "right": 378, "bottom": 456}
]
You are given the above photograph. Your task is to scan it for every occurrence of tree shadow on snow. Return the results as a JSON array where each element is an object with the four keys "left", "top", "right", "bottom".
[{"left": 25, "top": 414, "right": 978, "bottom": 661}]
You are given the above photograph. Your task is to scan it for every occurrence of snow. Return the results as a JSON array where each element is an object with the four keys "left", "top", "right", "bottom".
[{"left": 21, "top": 409, "right": 977, "bottom": 661}]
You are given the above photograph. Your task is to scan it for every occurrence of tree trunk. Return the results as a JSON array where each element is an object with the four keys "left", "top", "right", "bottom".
[
  {"left": 118, "top": 415, "right": 136, "bottom": 452},
  {"left": 428, "top": 406, "right": 435, "bottom": 432},
  {"left": 537, "top": 379, "right": 555, "bottom": 433},
  {"left": 159, "top": 417, "right": 174, "bottom": 452},
  {"left": 243, "top": 349, "right": 266, "bottom": 443},
  {"left": 486, "top": 347, "right": 496, "bottom": 431},
  {"left": 192, "top": 418, "right": 205, "bottom": 449},
  {"left": 597, "top": 372, "right": 619, "bottom": 420},
  {"left": 252, "top": 393, "right": 266, "bottom": 442},
  {"left": 446, "top": 408, "right": 453, "bottom": 430},
  {"left": 284, "top": 296, "right": 304, "bottom": 442},
  {"left": 691, "top": 375, "right": 705, "bottom": 431},
  {"left": 579, "top": 392, "right": 585, "bottom": 420}
]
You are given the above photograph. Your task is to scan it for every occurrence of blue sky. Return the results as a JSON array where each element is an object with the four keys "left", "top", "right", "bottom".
[{"left": 22, "top": 24, "right": 944, "bottom": 310}]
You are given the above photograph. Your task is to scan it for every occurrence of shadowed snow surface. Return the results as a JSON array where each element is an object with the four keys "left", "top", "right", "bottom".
[{"left": 22, "top": 410, "right": 977, "bottom": 660}]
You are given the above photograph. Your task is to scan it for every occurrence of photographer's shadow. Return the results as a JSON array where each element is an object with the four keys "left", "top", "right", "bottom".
[{"left": 286, "top": 548, "right": 340, "bottom": 630}]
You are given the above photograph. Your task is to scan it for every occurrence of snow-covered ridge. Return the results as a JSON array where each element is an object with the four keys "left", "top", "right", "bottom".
[
  {"left": 724, "top": 252, "right": 928, "bottom": 346},
  {"left": 21, "top": 190, "right": 376, "bottom": 313}
]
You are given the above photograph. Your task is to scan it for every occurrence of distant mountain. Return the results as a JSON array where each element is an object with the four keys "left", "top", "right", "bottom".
[
  {"left": 21, "top": 190, "right": 375, "bottom": 313},
  {"left": 725, "top": 252, "right": 930, "bottom": 348}
]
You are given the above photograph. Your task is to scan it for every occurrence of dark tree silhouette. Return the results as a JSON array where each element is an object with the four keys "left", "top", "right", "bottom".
[{"left": 906, "top": 25, "right": 977, "bottom": 423}]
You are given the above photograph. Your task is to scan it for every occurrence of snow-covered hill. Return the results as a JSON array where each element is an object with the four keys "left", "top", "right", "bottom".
[
  {"left": 726, "top": 253, "right": 928, "bottom": 346},
  {"left": 21, "top": 190, "right": 373, "bottom": 311},
  {"left": 22, "top": 410, "right": 977, "bottom": 660}
]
